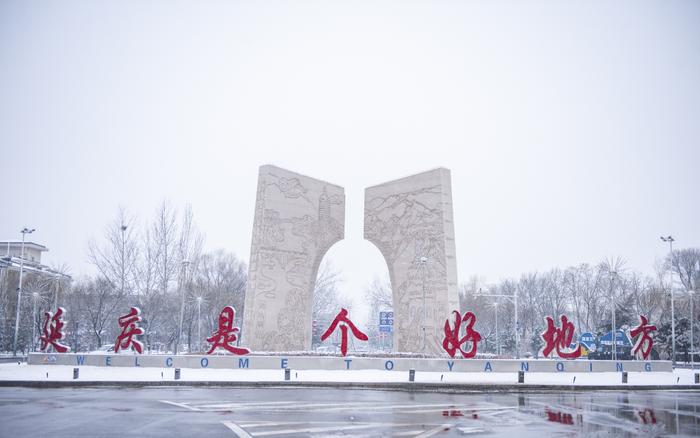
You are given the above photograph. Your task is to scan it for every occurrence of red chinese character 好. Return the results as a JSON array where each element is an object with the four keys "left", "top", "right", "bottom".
[
  {"left": 40, "top": 307, "right": 70, "bottom": 353},
  {"left": 114, "top": 307, "right": 145, "bottom": 354},
  {"left": 541, "top": 314, "right": 581, "bottom": 359},
  {"left": 320, "top": 308, "right": 368, "bottom": 356},
  {"left": 630, "top": 315, "right": 657, "bottom": 360},
  {"left": 442, "top": 310, "right": 482, "bottom": 358},
  {"left": 206, "top": 306, "right": 250, "bottom": 355}
]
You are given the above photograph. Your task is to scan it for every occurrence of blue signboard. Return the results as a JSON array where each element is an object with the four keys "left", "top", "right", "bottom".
[
  {"left": 379, "top": 311, "right": 393, "bottom": 333},
  {"left": 579, "top": 332, "right": 596, "bottom": 351},
  {"left": 379, "top": 311, "right": 394, "bottom": 326},
  {"left": 599, "top": 329, "right": 632, "bottom": 347}
]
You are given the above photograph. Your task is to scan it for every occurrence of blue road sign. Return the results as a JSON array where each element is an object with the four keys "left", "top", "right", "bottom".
[
  {"left": 579, "top": 332, "right": 596, "bottom": 351},
  {"left": 379, "top": 311, "right": 394, "bottom": 326},
  {"left": 600, "top": 329, "right": 632, "bottom": 347},
  {"left": 379, "top": 326, "right": 392, "bottom": 333}
]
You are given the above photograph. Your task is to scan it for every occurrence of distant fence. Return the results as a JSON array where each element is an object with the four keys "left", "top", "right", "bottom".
[{"left": 28, "top": 353, "right": 672, "bottom": 373}]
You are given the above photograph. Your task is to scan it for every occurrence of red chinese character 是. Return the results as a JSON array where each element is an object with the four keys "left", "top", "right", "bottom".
[
  {"left": 442, "top": 310, "right": 482, "bottom": 358},
  {"left": 206, "top": 306, "right": 250, "bottom": 355},
  {"left": 40, "top": 307, "right": 70, "bottom": 353},
  {"left": 114, "top": 307, "right": 145, "bottom": 354},
  {"left": 541, "top": 314, "right": 581, "bottom": 359},
  {"left": 320, "top": 308, "right": 368, "bottom": 356},
  {"left": 630, "top": 315, "right": 657, "bottom": 360}
]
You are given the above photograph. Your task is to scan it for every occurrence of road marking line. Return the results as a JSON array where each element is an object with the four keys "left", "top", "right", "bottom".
[
  {"left": 394, "top": 430, "right": 425, "bottom": 436},
  {"left": 414, "top": 424, "right": 452, "bottom": 438},
  {"left": 399, "top": 406, "right": 518, "bottom": 414},
  {"left": 158, "top": 400, "right": 200, "bottom": 411},
  {"left": 199, "top": 401, "right": 299, "bottom": 408},
  {"left": 252, "top": 423, "right": 390, "bottom": 436},
  {"left": 222, "top": 421, "right": 253, "bottom": 438}
]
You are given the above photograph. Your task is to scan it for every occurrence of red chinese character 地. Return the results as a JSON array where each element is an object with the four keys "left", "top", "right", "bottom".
[
  {"left": 630, "top": 314, "right": 657, "bottom": 360},
  {"left": 206, "top": 306, "right": 250, "bottom": 355},
  {"left": 114, "top": 307, "right": 145, "bottom": 354},
  {"left": 320, "top": 308, "right": 368, "bottom": 356},
  {"left": 541, "top": 314, "right": 581, "bottom": 359},
  {"left": 442, "top": 310, "right": 482, "bottom": 358},
  {"left": 40, "top": 307, "right": 70, "bottom": 353}
]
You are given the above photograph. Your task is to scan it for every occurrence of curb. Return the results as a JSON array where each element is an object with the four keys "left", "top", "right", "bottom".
[{"left": 1, "top": 380, "right": 699, "bottom": 392}]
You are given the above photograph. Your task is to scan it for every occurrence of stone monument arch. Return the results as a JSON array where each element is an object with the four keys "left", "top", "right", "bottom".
[
  {"left": 241, "top": 165, "right": 345, "bottom": 351},
  {"left": 364, "top": 168, "right": 460, "bottom": 355}
]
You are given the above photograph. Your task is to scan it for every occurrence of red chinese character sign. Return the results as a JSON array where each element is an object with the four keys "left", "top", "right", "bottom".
[
  {"left": 40, "top": 307, "right": 70, "bottom": 353},
  {"left": 114, "top": 307, "right": 145, "bottom": 354},
  {"left": 541, "top": 315, "right": 581, "bottom": 359},
  {"left": 320, "top": 308, "right": 368, "bottom": 356},
  {"left": 206, "top": 306, "right": 250, "bottom": 355},
  {"left": 630, "top": 314, "right": 657, "bottom": 360},
  {"left": 442, "top": 310, "right": 482, "bottom": 358}
]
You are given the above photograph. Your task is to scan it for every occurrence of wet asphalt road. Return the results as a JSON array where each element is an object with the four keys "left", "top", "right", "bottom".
[{"left": 0, "top": 386, "right": 699, "bottom": 437}]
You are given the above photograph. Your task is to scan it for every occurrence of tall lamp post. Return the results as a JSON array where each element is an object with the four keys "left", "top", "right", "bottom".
[
  {"left": 196, "top": 296, "right": 202, "bottom": 352},
  {"left": 175, "top": 260, "right": 190, "bottom": 355},
  {"left": 661, "top": 235, "right": 676, "bottom": 366},
  {"left": 13, "top": 227, "right": 35, "bottom": 356},
  {"left": 493, "top": 301, "right": 500, "bottom": 356},
  {"left": 690, "top": 288, "right": 695, "bottom": 370},
  {"left": 31, "top": 291, "right": 40, "bottom": 352},
  {"left": 476, "top": 290, "right": 519, "bottom": 358},
  {"left": 609, "top": 270, "right": 618, "bottom": 361},
  {"left": 418, "top": 256, "right": 428, "bottom": 355}
]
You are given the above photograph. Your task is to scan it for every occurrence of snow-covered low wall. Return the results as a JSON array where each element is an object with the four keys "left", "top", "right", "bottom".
[{"left": 27, "top": 353, "right": 672, "bottom": 373}]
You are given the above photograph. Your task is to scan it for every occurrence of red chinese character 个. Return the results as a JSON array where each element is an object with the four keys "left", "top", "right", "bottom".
[
  {"left": 541, "top": 315, "right": 581, "bottom": 359},
  {"left": 40, "top": 307, "right": 70, "bottom": 353},
  {"left": 630, "top": 315, "right": 657, "bottom": 360},
  {"left": 442, "top": 310, "right": 482, "bottom": 359},
  {"left": 320, "top": 308, "right": 368, "bottom": 356},
  {"left": 206, "top": 306, "right": 250, "bottom": 355},
  {"left": 114, "top": 307, "right": 145, "bottom": 354}
]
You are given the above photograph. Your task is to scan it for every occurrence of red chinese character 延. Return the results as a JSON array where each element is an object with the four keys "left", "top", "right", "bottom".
[
  {"left": 541, "top": 314, "right": 581, "bottom": 359},
  {"left": 40, "top": 307, "right": 70, "bottom": 353},
  {"left": 630, "top": 314, "right": 657, "bottom": 360},
  {"left": 206, "top": 306, "right": 250, "bottom": 355},
  {"left": 442, "top": 310, "right": 482, "bottom": 358},
  {"left": 320, "top": 308, "right": 368, "bottom": 356},
  {"left": 114, "top": 307, "right": 145, "bottom": 354}
]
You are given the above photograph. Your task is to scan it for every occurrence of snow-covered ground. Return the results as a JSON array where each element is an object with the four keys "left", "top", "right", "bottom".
[{"left": 1, "top": 362, "right": 698, "bottom": 386}]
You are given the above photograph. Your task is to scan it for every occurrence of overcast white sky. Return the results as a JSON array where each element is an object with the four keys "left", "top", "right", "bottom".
[{"left": 1, "top": 1, "right": 699, "bottom": 308}]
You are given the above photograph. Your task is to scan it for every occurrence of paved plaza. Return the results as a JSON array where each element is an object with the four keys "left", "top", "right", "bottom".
[{"left": 1, "top": 386, "right": 699, "bottom": 437}]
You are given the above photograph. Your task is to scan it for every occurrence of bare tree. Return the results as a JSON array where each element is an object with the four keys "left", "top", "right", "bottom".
[
  {"left": 74, "top": 277, "right": 121, "bottom": 349},
  {"left": 88, "top": 207, "right": 139, "bottom": 297}
]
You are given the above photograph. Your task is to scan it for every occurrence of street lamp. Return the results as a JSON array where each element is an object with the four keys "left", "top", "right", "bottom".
[
  {"left": 175, "top": 259, "right": 190, "bottom": 355},
  {"left": 31, "top": 291, "right": 40, "bottom": 352},
  {"left": 196, "top": 296, "right": 202, "bottom": 352},
  {"left": 661, "top": 235, "right": 676, "bottom": 366},
  {"left": 418, "top": 256, "right": 428, "bottom": 355},
  {"left": 493, "top": 301, "right": 500, "bottom": 356},
  {"left": 609, "top": 270, "right": 618, "bottom": 361},
  {"left": 120, "top": 224, "right": 127, "bottom": 297},
  {"left": 475, "top": 290, "right": 519, "bottom": 359},
  {"left": 12, "top": 227, "right": 35, "bottom": 356}
]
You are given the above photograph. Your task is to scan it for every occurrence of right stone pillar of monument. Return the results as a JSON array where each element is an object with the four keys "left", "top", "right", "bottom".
[{"left": 364, "top": 168, "right": 460, "bottom": 355}]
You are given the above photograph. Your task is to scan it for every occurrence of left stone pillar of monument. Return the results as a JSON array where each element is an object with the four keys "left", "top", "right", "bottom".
[{"left": 241, "top": 165, "right": 345, "bottom": 352}]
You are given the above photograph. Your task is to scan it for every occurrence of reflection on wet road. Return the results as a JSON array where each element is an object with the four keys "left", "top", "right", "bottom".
[{"left": 0, "top": 387, "right": 698, "bottom": 436}]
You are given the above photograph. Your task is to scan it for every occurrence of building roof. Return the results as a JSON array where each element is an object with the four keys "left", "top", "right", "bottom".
[
  {"left": 0, "top": 256, "right": 71, "bottom": 279},
  {"left": 0, "top": 241, "right": 49, "bottom": 252}
]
